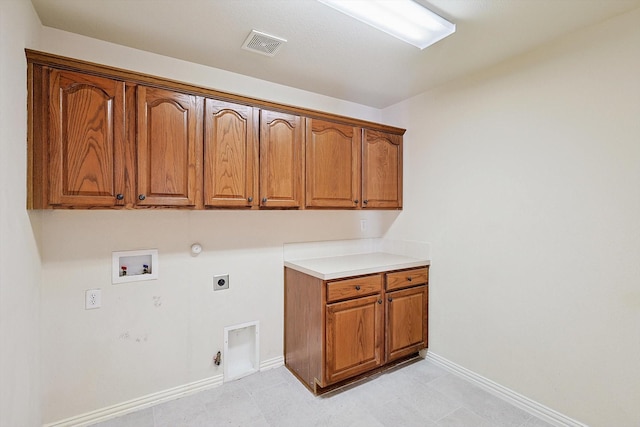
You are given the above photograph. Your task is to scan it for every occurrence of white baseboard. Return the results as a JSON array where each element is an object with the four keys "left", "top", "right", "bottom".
[
  {"left": 260, "top": 355, "right": 284, "bottom": 371},
  {"left": 44, "top": 356, "right": 286, "bottom": 427},
  {"left": 44, "top": 374, "right": 224, "bottom": 427},
  {"left": 426, "top": 352, "right": 588, "bottom": 427}
]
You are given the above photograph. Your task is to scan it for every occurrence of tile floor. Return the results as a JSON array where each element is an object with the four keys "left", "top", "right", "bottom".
[{"left": 92, "top": 359, "right": 556, "bottom": 427}]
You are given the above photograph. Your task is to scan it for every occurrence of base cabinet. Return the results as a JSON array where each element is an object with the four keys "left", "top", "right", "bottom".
[
  {"left": 284, "top": 265, "right": 429, "bottom": 393},
  {"left": 386, "top": 285, "right": 428, "bottom": 362},
  {"left": 326, "top": 294, "right": 384, "bottom": 384}
]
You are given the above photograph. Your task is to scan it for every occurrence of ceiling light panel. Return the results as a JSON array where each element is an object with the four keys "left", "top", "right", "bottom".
[{"left": 318, "top": 0, "right": 455, "bottom": 49}]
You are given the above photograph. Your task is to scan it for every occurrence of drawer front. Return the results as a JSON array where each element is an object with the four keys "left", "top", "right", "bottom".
[
  {"left": 386, "top": 267, "right": 429, "bottom": 291},
  {"left": 327, "top": 274, "right": 382, "bottom": 303}
]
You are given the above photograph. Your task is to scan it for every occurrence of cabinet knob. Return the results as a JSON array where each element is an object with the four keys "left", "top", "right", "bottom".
[
  {"left": 407, "top": 276, "right": 412, "bottom": 282},
  {"left": 377, "top": 299, "right": 382, "bottom": 304},
  {"left": 388, "top": 297, "right": 393, "bottom": 302},
  {"left": 262, "top": 198, "right": 268, "bottom": 203},
  {"left": 354, "top": 200, "right": 359, "bottom": 204},
  {"left": 116, "top": 194, "right": 124, "bottom": 200},
  {"left": 363, "top": 200, "right": 368, "bottom": 205},
  {"left": 138, "top": 194, "right": 146, "bottom": 201},
  {"left": 248, "top": 197, "right": 253, "bottom": 203},
  {"left": 355, "top": 285, "right": 361, "bottom": 291}
]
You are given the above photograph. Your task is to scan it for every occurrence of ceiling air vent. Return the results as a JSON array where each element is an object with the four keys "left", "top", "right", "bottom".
[{"left": 242, "top": 30, "right": 287, "bottom": 57}]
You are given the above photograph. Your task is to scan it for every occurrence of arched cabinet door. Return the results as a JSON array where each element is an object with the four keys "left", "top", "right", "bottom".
[
  {"left": 48, "top": 69, "right": 126, "bottom": 207},
  {"left": 305, "top": 118, "right": 361, "bottom": 208},
  {"left": 204, "top": 99, "right": 259, "bottom": 208},
  {"left": 362, "top": 129, "right": 403, "bottom": 209},
  {"left": 260, "top": 110, "right": 304, "bottom": 209},
  {"left": 136, "top": 86, "right": 203, "bottom": 207}
]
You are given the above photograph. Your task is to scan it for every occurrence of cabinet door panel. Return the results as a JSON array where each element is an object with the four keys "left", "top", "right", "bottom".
[
  {"left": 137, "top": 86, "right": 202, "bottom": 206},
  {"left": 306, "top": 119, "right": 360, "bottom": 208},
  {"left": 362, "top": 129, "right": 402, "bottom": 209},
  {"left": 204, "top": 100, "right": 258, "bottom": 207},
  {"left": 326, "top": 294, "right": 383, "bottom": 384},
  {"left": 260, "top": 110, "right": 304, "bottom": 208},
  {"left": 48, "top": 69, "right": 125, "bottom": 206},
  {"left": 386, "top": 285, "right": 428, "bottom": 362}
]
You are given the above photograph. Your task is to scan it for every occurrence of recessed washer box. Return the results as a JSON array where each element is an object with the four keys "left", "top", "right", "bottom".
[
  {"left": 112, "top": 249, "right": 158, "bottom": 284},
  {"left": 224, "top": 321, "right": 259, "bottom": 382}
]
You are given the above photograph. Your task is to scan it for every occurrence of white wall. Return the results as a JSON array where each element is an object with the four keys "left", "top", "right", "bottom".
[
  {"left": 36, "top": 30, "right": 399, "bottom": 423},
  {"left": 383, "top": 8, "right": 640, "bottom": 427},
  {"left": 0, "top": 0, "right": 42, "bottom": 426}
]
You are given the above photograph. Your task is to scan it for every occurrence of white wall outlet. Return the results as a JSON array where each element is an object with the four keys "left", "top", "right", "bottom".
[
  {"left": 213, "top": 274, "right": 229, "bottom": 291},
  {"left": 85, "top": 289, "right": 101, "bottom": 309},
  {"left": 360, "top": 219, "right": 367, "bottom": 231}
]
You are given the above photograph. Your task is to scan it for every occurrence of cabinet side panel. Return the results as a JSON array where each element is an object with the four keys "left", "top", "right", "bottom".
[
  {"left": 284, "top": 268, "right": 323, "bottom": 389},
  {"left": 28, "top": 64, "right": 48, "bottom": 208}
]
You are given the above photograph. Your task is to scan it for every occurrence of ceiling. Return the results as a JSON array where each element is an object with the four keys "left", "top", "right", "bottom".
[{"left": 30, "top": 0, "right": 640, "bottom": 109}]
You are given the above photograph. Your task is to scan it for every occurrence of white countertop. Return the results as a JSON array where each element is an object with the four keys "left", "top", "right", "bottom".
[{"left": 284, "top": 252, "right": 430, "bottom": 280}]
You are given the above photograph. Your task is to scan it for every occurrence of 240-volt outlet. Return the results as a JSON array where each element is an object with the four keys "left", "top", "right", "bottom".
[{"left": 213, "top": 274, "right": 229, "bottom": 291}]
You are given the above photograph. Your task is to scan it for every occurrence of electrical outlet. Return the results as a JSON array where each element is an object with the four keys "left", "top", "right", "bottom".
[
  {"left": 213, "top": 274, "right": 229, "bottom": 291},
  {"left": 85, "top": 289, "right": 101, "bottom": 309}
]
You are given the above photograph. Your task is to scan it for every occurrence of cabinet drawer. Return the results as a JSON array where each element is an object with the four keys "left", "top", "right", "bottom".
[
  {"left": 327, "top": 275, "right": 382, "bottom": 303},
  {"left": 386, "top": 267, "right": 429, "bottom": 291}
]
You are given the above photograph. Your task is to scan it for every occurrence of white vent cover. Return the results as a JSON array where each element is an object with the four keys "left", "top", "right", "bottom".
[{"left": 242, "top": 30, "right": 287, "bottom": 57}]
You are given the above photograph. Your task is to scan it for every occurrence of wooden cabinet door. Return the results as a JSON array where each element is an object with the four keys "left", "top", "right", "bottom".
[
  {"left": 48, "top": 69, "right": 125, "bottom": 207},
  {"left": 137, "top": 86, "right": 203, "bottom": 206},
  {"left": 204, "top": 99, "right": 258, "bottom": 207},
  {"left": 386, "top": 285, "right": 428, "bottom": 362},
  {"left": 362, "top": 129, "right": 402, "bottom": 209},
  {"left": 306, "top": 119, "right": 360, "bottom": 208},
  {"left": 325, "top": 294, "right": 383, "bottom": 385},
  {"left": 260, "top": 110, "right": 304, "bottom": 208}
]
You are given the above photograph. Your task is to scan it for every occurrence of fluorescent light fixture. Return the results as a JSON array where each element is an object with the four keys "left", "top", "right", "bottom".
[{"left": 318, "top": 0, "right": 455, "bottom": 49}]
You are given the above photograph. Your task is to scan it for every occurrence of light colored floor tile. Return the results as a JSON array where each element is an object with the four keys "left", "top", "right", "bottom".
[
  {"left": 436, "top": 407, "right": 492, "bottom": 427},
  {"left": 429, "top": 373, "right": 533, "bottom": 427},
  {"left": 203, "top": 382, "right": 268, "bottom": 426},
  {"left": 369, "top": 396, "right": 440, "bottom": 427},
  {"left": 90, "top": 408, "right": 154, "bottom": 427},
  {"left": 88, "top": 361, "right": 558, "bottom": 427},
  {"left": 399, "top": 381, "right": 462, "bottom": 421},
  {"left": 521, "top": 415, "right": 556, "bottom": 427},
  {"left": 152, "top": 393, "right": 206, "bottom": 426},
  {"left": 398, "top": 358, "right": 450, "bottom": 384}
]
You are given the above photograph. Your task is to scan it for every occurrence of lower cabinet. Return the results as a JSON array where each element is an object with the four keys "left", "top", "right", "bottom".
[
  {"left": 386, "top": 285, "right": 428, "bottom": 362},
  {"left": 284, "top": 265, "right": 429, "bottom": 393}
]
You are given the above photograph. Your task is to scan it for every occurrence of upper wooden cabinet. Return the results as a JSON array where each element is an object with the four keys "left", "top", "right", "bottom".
[
  {"left": 305, "top": 119, "right": 361, "bottom": 208},
  {"left": 203, "top": 99, "right": 258, "bottom": 208},
  {"left": 26, "top": 50, "right": 405, "bottom": 210},
  {"left": 137, "top": 86, "right": 203, "bottom": 207},
  {"left": 305, "top": 120, "right": 403, "bottom": 209},
  {"left": 260, "top": 110, "right": 304, "bottom": 209},
  {"left": 362, "top": 129, "right": 403, "bottom": 209},
  {"left": 44, "top": 69, "right": 126, "bottom": 207}
]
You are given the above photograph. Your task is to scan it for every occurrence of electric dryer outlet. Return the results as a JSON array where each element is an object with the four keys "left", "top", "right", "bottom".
[{"left": 213, "top": 274, "right": 229, "bottom": 291}]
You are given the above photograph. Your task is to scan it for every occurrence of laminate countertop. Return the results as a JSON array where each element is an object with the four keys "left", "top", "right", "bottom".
[{"left": 284, "top": 252, "right": 430, "bottom": 280}]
